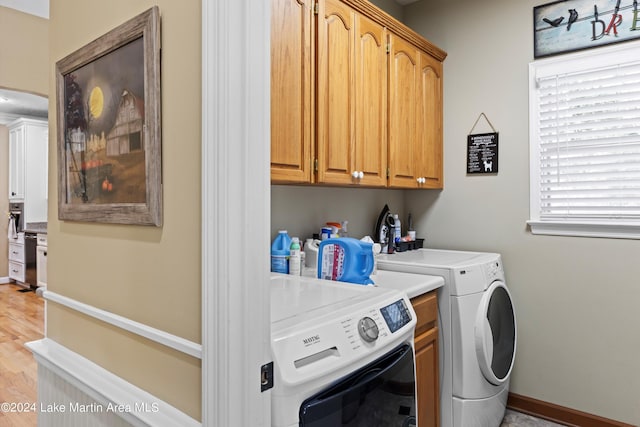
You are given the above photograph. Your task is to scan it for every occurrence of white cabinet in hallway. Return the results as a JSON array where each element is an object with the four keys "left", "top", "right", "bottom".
[
  {"left": 36, "top": 233, "right": 47, "bottom": 288},
  {"left": 8, "top": 232, "right": 26, "bottom": 283},
  {"left": 8, "top": 118, "right": 49, "bottom": 224}
]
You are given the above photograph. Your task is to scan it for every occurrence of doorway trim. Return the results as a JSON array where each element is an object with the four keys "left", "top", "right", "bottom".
[{"left": 201, "top": 1, "right": 271, "bottom": 426}]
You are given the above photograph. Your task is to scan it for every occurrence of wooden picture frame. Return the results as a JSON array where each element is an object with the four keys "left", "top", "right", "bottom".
[
  {"left": 56, "top": 7, "right": 162, "bottom": 226},
  {"left": 534, "top": 0, "right": 640, "bottom": 58}
]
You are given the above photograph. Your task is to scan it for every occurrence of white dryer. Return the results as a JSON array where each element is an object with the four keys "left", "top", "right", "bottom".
[{"left": 377, "top": 249, "right": 517, "bottom": 427}]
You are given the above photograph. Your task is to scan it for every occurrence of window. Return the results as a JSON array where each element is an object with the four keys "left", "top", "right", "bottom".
[{"left": 528, "top": 41, "right": 640, "bottom": 239}]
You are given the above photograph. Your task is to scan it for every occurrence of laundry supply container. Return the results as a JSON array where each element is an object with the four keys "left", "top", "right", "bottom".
[{"left": 317, "top": 237, "right": 374, "bottom": 285}]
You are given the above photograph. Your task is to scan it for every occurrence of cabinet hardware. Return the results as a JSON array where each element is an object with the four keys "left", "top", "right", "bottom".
[{"left": 313, "top": 2, "right": 319, "bottom": 14}]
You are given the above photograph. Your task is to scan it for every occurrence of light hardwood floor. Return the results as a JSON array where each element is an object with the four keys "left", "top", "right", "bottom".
[{"left": 0, "top": 284, "right": 44, "bottom": 427}]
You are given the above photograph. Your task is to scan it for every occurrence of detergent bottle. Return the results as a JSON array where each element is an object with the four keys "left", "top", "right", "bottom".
[
  {"left": 317, "top": 237, "right": 374, "bottom": 285},
  {"left": 271, "top": 230, "right": 291, "bottom": 274}
]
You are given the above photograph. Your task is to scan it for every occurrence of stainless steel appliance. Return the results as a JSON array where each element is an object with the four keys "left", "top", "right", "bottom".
[{"left": 24, "top": 232, "right": 38, "bottom": 287}]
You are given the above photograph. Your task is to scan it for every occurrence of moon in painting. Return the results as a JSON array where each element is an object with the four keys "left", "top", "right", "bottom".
[{"left": 89, "top": 86, "right": 104, "bottom": 119}]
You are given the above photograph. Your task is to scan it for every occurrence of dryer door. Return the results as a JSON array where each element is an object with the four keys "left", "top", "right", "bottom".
[{"left": 474, "top": 281, "right": 516, "bottom": 385}]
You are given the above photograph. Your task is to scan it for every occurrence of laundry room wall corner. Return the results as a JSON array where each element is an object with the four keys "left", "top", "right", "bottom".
[{"left": 402, "top": 0, "right": 640, "bottom": 425}]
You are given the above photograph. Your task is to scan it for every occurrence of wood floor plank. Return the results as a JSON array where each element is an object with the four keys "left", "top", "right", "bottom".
[{"left": 0, "top": 284, "right": 43, "bottom": 426}]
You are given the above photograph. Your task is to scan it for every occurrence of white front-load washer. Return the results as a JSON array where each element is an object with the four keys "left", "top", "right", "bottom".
[
  {"left": 270, "top": 273, "right": 419, "bottom": 427},
  {"left": 377, "top": 249, "right": 517, "bottom": 427}
]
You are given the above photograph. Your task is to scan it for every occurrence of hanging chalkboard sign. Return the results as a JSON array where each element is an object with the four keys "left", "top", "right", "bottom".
[
  {"left": 467, "top": 132, "right": 498, "bottom": 174},
  {"left": 467, "top": 112, "right": 499, "bottom": 174}
]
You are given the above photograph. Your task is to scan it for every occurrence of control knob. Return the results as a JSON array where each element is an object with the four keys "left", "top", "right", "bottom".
[{"left": 358, "top": 317, "right": 379, "bottom": 342}]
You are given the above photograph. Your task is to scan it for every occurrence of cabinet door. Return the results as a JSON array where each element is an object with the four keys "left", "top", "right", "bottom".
[
  {"left": 271, "top": 0, "right": 313, "bottom": 183},
  {"left": 37, "top": 245, "right": 47, "bottom": 287},
  {"left": 416, "top": 51, "right": 443, "bottom": 188},
  {"left": 9, "top": 243, "right": 24, "bottom": 263},
  {"left": 24, "top": 122, "right": 49, "bottom": 224},
  {"left": 415, "top": 326, "right": 440, "bottom": 427},
  {"left": 9, "top": 126, "right": 25, "bottom": 200},
  {"left": 388, "top": 35, "right": 419, "bottom": 188},
  {"left": 354, "top": 13, "right": 387, "bottom": 187},
  {"left": 316, "top": 0, "right": 355, "bottom": 184},
  {"left": 9, "top": 260, "right": 25, "bottom": 283}
]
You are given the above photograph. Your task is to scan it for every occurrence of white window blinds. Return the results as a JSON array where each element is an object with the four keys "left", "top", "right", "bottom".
[{"left": 529, "top": 42, "right": 640, "bottom": 237}]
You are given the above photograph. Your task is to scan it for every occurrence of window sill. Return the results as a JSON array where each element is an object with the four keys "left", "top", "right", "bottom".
[{"left": 527, "top": 220, "right": 640, "bottom": 240}]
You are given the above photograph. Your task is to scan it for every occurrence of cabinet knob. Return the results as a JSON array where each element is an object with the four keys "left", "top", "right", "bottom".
[
  {"left": 358, "top": 171, "right": 364, "bottom": 179},
  {"left": 352, "top": 171, "right": 359, "bottom": 179}
]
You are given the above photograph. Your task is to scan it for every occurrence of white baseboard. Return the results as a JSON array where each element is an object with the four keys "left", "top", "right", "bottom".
[
  {"left": 0, "top": 276, "right": 10, "bottom": 284},
  {"left": 27, "top": 338, "right": 201, "bottom": 427}
]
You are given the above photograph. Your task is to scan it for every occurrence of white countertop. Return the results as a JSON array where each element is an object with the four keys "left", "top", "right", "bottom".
[
  {"left": 300, "top": 266, "right": 444, "bottom": 299},
  {"left": 370, "top": 269, "right": 444, "bottom": 299}
]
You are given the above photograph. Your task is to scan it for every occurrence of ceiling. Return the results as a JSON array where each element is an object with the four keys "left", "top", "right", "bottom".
[
  {"left": 0, "top": 88, "right": 48, "bottom": 125},
  {"left": 394, "top": 0, "right": 420, "bottom": 4},
  {"left": 0, "top": 0, "right": 48, "bottom": 18}
]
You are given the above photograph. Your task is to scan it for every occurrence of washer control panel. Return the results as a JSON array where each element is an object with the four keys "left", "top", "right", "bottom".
[
  {"left": 271, "top": 291, "right": 416, "bottom": 387},
  {"left": 358, "top": 317, "right": 379, "bottom": 342},
  {"left": 485, "top": 258, "right": 505, "bottom": 282},
  {"left": 380, "top": 299, "right": 413, "bottom": 333}
]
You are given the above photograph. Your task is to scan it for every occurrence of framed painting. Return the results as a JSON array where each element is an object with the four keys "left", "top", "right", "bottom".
[
  {"left": 534, "top": 0, "right": 640, "bottom": 58},
  {"left": 56, "top": 7, "right": 162, "bottom": 226}
]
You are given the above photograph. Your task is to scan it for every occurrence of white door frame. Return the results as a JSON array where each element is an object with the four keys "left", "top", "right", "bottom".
[{"left": 201, "top": 1, "right": 271, "bottom": 425}]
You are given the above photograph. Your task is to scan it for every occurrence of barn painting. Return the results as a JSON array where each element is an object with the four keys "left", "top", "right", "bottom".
[
  {"left": 57, "top": 7, "right": 161, "bottom": 226},
  {"left": 106, "top": 90, "right": 144, "bottom": 156},
  {"left": 62, "top": 37, "right": 147, "bottom": 205}
]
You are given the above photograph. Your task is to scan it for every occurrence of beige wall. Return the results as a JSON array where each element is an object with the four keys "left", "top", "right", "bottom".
[
  {"left": 48, "top": 1, "right": 202, "bottom": 420},
  {"left": 271, "top": 185, "right": 406, "bottom": 242},
  {"left": 0, "top": 7, "right": 48, "bottom": 279},
  {"left": 367, "top": 0, "right": 403, "bottom": 21},
  {"left": 0, "top": 7, "right": 49, "bottom": 96},
  {"left": 401, "top": 0, "right": 640, "bottom": 424}
]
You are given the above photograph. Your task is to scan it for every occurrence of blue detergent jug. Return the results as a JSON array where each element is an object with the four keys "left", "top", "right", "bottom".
[
  {"left": 271, "top": 230, "right": 292, "bottom": 273},
  {"left": 317, "top": 237, "right": 374, "bottom": 285}
]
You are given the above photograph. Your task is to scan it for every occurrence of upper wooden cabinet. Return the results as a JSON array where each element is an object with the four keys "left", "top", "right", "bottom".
[
  {"left": 388, "top": 35, "right": 419, "bottom": 188},
  {"left": 270, "top": 0, "right": 313, "bottom": 182},
  {"left": 417, "top": 51, "right": 443, "bottom": 189},
  {"left": 271, "top": 0, "right": 446, "bottom": 188},
  {"left": 388, "top": 35, "right": 443, "bottom": 188},
  {"left": 316, "top": 0, "right": 387, "bottom": 186}
]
